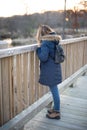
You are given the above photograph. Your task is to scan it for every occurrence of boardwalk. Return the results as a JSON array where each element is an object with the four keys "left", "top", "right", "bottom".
[{"left": 24, "top": 75, "right": 87, "bottom": 130}]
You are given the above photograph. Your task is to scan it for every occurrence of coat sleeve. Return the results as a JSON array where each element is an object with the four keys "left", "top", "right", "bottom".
[{"left": 36, "top": 41, "right": 49, "bottom": 62}]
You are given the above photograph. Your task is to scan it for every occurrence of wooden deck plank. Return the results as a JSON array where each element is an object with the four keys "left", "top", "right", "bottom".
[
  {"left": 62, "top": 76, "right": 87, "bottom": 99},
  {"left": 24, "top": 96, "right": 87, "bottom": 130},
  {"left": 24, "top": 75, "right": 87, "bottom": 130},
  {"left": 24, "top": 120, "right": 79, "bottom": 130},
  {"left": 32, "top": 106, "right": 86, "bottom": 129},
  {"left": 25, "top": 111, "right": 87, "bottom": 130},
  {"left": 62, "top": 88, "right": 87, "bottom": 99},
  {"left": 34, "top": 109, "right": 87, "bottom": 127},
  {"left": 61, "top": 103, "right": 87, "bottom": 113},
  {"left": 61, "top": 95, "right": 87, "bottom": 105}
]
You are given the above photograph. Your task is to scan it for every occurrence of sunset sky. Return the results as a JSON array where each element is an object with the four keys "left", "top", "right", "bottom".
[{"left": 0, "top": 0, "right": 82, "bottom": 17}]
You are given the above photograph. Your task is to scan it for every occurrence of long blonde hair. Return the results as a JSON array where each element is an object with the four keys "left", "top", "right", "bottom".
[{"left": 36, "top": 25, "right": 54, "bottom": 43}]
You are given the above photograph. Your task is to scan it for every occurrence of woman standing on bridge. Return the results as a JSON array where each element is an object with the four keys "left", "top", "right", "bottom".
[{"left": 36, "top": 25, "right": 62, "bottom": 120}]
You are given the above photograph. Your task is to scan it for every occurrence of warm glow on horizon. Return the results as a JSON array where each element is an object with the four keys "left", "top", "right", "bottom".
[{"left": 0, "top": 0, "right": 82, "bottom": 17}]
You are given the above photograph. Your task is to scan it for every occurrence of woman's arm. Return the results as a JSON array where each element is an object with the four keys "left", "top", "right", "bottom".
[{"left": 36, "top": 41, "right": 49, "bottom": 62}]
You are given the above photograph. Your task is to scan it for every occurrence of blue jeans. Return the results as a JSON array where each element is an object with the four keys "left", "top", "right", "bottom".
[{"left": 49, "top": 85, "right": 60, "bottom": 112}]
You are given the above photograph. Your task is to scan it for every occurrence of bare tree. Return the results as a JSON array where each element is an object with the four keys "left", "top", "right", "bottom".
[
  {"left": 79, "top": 0, "right": 87, "bottom": 10},
  {"left": 21, "top": 0, "right": 29, "bottom": 15}
]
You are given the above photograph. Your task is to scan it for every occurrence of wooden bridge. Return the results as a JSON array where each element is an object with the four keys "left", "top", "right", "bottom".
[{"left": 0, "top": 37, "right": 87, "bottom": 130}]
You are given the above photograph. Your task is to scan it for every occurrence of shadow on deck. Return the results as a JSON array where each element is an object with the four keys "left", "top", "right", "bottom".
[{"left": 24, "top": 75, "right": 87, "bottom": 130}]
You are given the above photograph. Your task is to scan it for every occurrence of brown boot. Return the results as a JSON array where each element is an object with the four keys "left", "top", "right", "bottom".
[
  {"left": 47, "top": 109, "right": 60, "bottom": 114},
  {"left": 46, "top": 112, "right": 60, "bottom": 120},
  {"left": 47, "top": 109, "right": 54, "bottom": 114}
]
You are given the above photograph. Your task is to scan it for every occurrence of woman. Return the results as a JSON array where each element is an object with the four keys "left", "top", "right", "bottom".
[{"left": 36, "top": 25, "right": 62, "bottom": 119}]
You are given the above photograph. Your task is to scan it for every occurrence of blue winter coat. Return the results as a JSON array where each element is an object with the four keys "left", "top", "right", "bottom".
[{"left": 36, "top": 33, "right": 62, "bottom": 87}]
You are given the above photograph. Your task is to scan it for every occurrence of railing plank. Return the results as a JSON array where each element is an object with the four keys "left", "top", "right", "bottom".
[
  {"left": 9, "top": 57, "right": 14, "bottom": 119},
  {"left": 22, "top": 53, "right": 29, "bottom": 108},
  {"left": 1, "top": 58, "right": 10, "bottom": 123},
  {"left": 0, "top": 59, "right": 3, "bottom": 125}
]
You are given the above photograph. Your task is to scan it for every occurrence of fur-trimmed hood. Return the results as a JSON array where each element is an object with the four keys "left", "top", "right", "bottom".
[{"left": 40, "top": 33, "right": 62, "bottom": 42}]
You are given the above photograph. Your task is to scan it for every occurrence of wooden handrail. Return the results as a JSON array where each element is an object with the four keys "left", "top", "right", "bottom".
[{"left": 0, "top": 37, "right": 87, "bottom": 58}]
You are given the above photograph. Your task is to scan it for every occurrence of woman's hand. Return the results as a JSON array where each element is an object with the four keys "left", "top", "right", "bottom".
[{"left": 37, "top": 42, "right": 41, "bottom": 47}]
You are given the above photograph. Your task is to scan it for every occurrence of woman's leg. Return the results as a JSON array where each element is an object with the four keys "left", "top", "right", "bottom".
[
  {"left": 46, "top": 85, "right": 61, "bottom": 119},
  {"left": 49, "top": 85, "right": 60, "bottom": 112}
]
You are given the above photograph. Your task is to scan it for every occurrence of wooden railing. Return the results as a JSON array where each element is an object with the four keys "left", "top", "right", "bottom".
[{"left": 0, "top": 37, "right": 87, "bottom": 126}]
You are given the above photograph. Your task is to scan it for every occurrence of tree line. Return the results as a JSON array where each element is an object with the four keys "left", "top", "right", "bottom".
[{"left": 0, "top": 9, "right": 87, "bottom": 39}]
